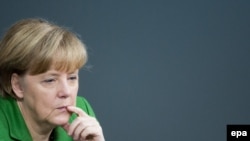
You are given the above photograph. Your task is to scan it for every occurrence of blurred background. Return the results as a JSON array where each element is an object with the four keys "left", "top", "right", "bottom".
[{"left": 0, "top": 0, "right": 250, "bottom": 140}]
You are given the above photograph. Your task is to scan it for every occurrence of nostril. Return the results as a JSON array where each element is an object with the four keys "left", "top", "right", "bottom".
[{"left": 58, "top": 94, "right": 68, "bottom": 99}]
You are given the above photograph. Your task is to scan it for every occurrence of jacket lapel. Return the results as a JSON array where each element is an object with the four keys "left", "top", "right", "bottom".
[{"left": 3, "top": 97, "right": 33, "bottom": 140}]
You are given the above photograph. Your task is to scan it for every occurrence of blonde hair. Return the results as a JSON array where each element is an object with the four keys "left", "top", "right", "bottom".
[{"left": 0, "top": 18, "right": 87, "bottom": 98}]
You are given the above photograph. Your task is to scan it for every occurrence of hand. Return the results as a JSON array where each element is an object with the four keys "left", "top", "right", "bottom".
[{"left": 62, "top": 106, "right": 105, "bottom": 141}]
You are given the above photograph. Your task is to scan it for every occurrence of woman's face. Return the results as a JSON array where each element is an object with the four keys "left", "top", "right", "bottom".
[{"left": 16, "top": 69, "right": 79, "bottom": 126}]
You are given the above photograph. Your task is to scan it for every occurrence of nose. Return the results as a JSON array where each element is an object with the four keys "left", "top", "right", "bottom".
[{"left": 57, "top": 80, "right": 71, "bottom": 98}]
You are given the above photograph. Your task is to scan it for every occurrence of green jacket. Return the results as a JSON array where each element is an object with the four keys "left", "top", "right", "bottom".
[{"left": 0, "top": 96, "right": 96, "bottom": 141}]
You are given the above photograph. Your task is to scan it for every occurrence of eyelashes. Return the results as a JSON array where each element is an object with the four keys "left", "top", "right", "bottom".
[
  {"left": 44, "top": 78, "right": 55, "bottom": 83},
  {"left": 42, "top": 76, "right": 78, "bottom": 85},
  {"left": 68, "top": 76, "right": 78, "bottom": 80}
]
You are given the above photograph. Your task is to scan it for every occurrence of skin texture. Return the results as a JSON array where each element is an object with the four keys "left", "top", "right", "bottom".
[{"left": 11, "top": 69, "right": 105, "bottom": 141}]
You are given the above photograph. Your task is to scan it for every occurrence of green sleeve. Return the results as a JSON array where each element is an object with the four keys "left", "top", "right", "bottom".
[{"left": 76, "top": 96, "right": 96, "bottom": 117}]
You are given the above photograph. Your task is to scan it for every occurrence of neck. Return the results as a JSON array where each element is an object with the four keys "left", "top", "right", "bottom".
[{"left": 17, "top": 101, "right": 54, "bottom": 141}]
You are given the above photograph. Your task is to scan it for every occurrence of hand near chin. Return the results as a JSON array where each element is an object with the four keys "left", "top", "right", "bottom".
[{"left": 62, "top": 106, "right": 105, "bottom": 141}]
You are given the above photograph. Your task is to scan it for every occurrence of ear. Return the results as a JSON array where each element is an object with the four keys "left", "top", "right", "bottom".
[{"left": 11, "top": 73, "right": 24, "bottom": 99}]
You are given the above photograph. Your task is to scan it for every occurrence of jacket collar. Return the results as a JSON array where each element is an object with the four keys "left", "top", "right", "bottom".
[{"left": 4, "top": 96, "right": 33, "bottom": 140}]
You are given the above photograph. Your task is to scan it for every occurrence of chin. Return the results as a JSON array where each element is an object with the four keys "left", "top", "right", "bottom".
[{"left": 52, "top": 112, "right": 71, "bottom": 126}]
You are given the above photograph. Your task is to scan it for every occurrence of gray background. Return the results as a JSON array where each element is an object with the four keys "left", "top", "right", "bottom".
[{"left": 0, "top": 0, "right": 250, "bottom": 141}]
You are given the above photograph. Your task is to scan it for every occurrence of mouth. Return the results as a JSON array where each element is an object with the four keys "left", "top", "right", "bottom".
[{"left": 56, "top": 106, "right": 68, "bottom": 111}]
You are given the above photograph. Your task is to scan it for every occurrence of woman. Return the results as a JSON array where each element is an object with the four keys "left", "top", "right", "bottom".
[{"left": 0, "top": 18, "right": 105, "bottom": 141}]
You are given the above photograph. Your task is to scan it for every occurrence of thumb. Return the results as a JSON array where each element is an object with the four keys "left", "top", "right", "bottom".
[{"left": 62, "top": 123, "right": 70, "bottom": 131}]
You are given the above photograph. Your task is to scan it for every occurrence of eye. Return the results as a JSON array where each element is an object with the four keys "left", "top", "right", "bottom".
[
  {"left": 68, "top": 76, "right": 77, "bottom": 80},
  {"left": 43, "top": 78, "right": 55, "bottom": 83}
]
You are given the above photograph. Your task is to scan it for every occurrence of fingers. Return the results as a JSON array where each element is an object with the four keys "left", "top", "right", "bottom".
[
  {"left": 68, "top": 117, "right": 101, "bottom": 140},
  {"left": 66, "top": 106, "right": 88, "bottom": 117},
  {"left": 63, "top": 106, "right": 105, "bottom": 141},
  {"left": 81, "top": 126, "right": 103, "bottom": 140},
  {"left": 68, "top": 118, "right": 85, "bottom": 140}
]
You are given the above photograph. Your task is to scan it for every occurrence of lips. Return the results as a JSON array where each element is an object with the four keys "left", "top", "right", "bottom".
[
  {"left": 57, "top": 106, "right": 67, "bottom": 109},
  {"left": 56, "top": 105, "right": 70, "bottom": 112}
]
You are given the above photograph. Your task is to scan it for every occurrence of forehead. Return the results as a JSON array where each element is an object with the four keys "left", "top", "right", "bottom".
[
  {"left": 43, "top": 69, "right": 79, "bottom": 75},
  {"left": 24, "top": 69, "right": 79, "bottom": 81}
]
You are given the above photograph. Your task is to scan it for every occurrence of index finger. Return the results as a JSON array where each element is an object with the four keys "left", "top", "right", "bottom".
[{"left": 66, "top": 106, "right": 88, "bottom": 117}]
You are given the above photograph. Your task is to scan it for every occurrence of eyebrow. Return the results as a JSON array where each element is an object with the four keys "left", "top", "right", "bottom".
[
  {"left": 45, "top": 70, "right": 79, "bottom": 76},
  {"left": 47, "top": 73, "right": 60, "bottom": 76}
]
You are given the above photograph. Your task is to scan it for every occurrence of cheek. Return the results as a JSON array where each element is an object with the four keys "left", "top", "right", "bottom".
[
  {"left": 36, "top": 96, "right": 56, "bottom": 117},
  {"left": 22, "top": 96, "right": 55, "bottom": 122},
  {"left": 29, "top": 89, "right": 58, "bottom": 114},
  {"left": 71, "top": 85, "right": 78, "bottom": 95}
]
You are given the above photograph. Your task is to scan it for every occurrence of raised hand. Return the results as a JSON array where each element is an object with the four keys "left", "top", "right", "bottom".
[{"left": 62, "top": 106, "right": 105, "bottom": 141}]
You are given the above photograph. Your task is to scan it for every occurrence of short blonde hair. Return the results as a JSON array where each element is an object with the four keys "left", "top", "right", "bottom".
[{"left": 0, "top": 18, "right": 87, "bottom": 98}]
